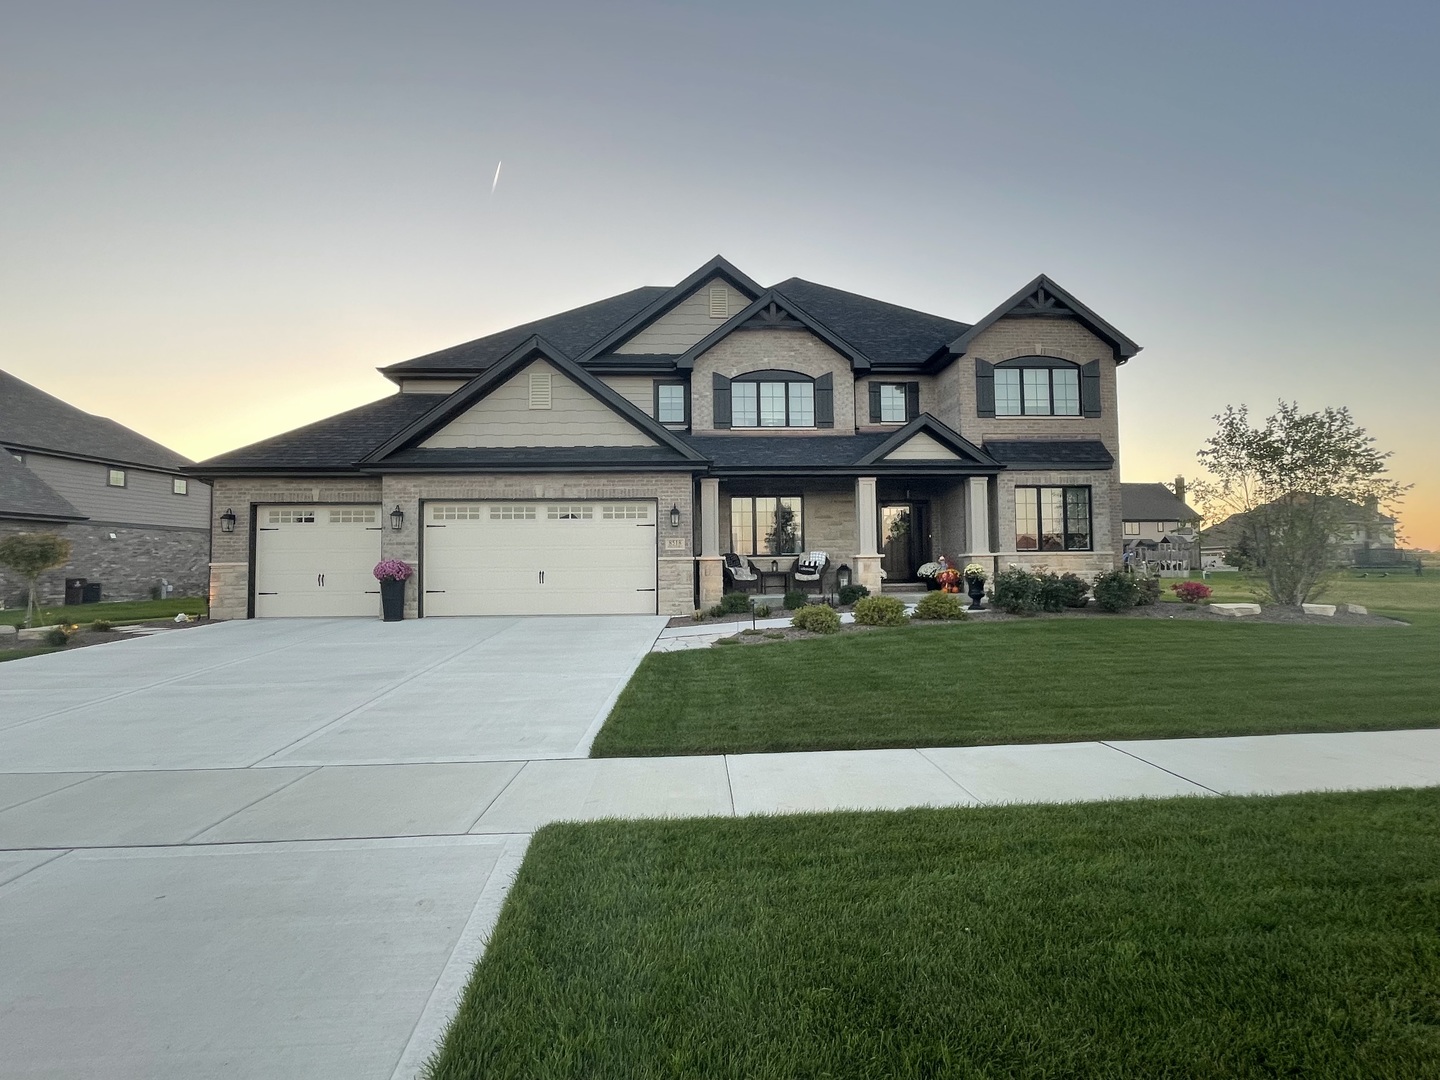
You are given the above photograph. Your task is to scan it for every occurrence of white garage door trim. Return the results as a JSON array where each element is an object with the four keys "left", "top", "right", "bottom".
[
  {"left": 252, "top": 503, "right": 383, "bottom": 618},
  {"left": 421, "top": 499, "right": 658, "bottom": 617}
]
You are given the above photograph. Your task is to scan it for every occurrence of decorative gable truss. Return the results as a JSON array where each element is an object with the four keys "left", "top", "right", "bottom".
[
  {"left": 948, "top": 274, "right": 1141, "bottom": 364},
  {"left": 856, "top": 415, "right": 1003, "bottom": 472},
  {"left": 674, "top": 289, "right": 875, "bottom": 374}
]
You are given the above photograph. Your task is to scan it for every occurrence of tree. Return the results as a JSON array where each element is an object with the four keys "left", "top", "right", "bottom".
[
  {"left": 765, "top": 501, "right": 800, "bottom": 555},
  {"left": 1193, "top": 402, "right": 1408, "bottom": 604},
  {"left": 0, "top": 533, "right": 72, "bottom": 628}
]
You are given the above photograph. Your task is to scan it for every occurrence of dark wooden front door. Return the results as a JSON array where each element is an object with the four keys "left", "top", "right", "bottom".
[{"left": 880, "top": 502, "right": 929, "bottom": 581}]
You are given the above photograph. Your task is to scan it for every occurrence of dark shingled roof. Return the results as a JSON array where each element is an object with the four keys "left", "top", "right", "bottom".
[
  {"left": 982, "top": 440, "right": 1115, "bottom": 469},
  {"left": 193, "top": 395, "right": 438, "bottom": 473},
  {"left": 1121, "top": 482, "right": 1199, "bottom": 522},
  {"left": 681, "top": 433, "right": 892, "bottom": 469},
  {"left": 0, "top": 451, "right": 85, "bottom": 522},
  {"left": 380, "top": 446, "right": 697, "bottom": 470},
  {"left": 0, "top": 369, "right": 191, "bottom": 471},
  {"left": 770, "top": 279, "right": 969, "bottom": 367},
  {"left": 382, "top": 287, "right": 669, "bottom": 375}
]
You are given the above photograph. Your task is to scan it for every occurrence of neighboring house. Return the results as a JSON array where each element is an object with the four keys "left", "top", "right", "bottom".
[
  {"left": 192, "top": 256, "right": 1140, "bottom": 619},
  {"left": 1207, "top": 496, "right": 1402, "bottom": 568},
  {"left": 0, "top": 370, "right": 212, "bottom": 607},
  {"left": 1120, "top": 479, "right": 1200, "bottom": 569}
]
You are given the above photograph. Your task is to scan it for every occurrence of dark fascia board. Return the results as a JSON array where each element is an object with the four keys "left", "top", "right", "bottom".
[
  {"left": 184, "top": 465, "right": 360, "bottom": 479},
  {"left": 582, "top": 354, "right": 681, "bottom": 375},
  {"left": 0, "top": 509, "right": 88, "bottom": 524},
  {"left": 577, "top": 256, "right": 765, "bottom": 362},
  {"left": 5, "top": 441, "right": 192, "bottom": 476},
  {"left": 674, "top": 289, "right": 875, "bottom": 373},
  {"left": 855, "top": 414, "right": 1004, "bottom": 468},
  {"left": 361, "top": 335, "right": 708, "bottom": 464},
  {"left": 947, "top": 274, "right": 1142, "bottom": 364},
  {"left": 708, "top": 462, "right": 1003, "bottom": 478},
  {"left": 375, "top": 460, "right": 704, "bottom": 474}
]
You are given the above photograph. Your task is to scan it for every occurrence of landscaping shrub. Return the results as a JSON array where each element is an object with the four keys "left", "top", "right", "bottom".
[
  {"left": 991, "top": 566, "right": 1043, "bottom": 616},
  {"left": 718, "top": 591, "right": 753, "bottom": 615},
  {"left": 754, "top": 604, "right": 772, "bottom": 618},
  {"left": 692, "top": 609, "right": 707, "bottom": 622},
  {"left": 89, "top": 619, "right": 114, "bottom": 632},
  {"left": 837, "top": 583, "right": 870, "bottom": 606},
  {"left": 1172, "top": 580, "right": 1214, "bottom": 604},
  {"left": 790, "top": 604, "right": 841, "bottom": 634},
  {"left": 912, "top": 591, "right": 967, "bottom": 621},
  {"left": 149, "top": 584, "right": 163, "bottom": 601},
  {"left": 853, "top": 595, "right": 907, "bottom": 626},
  {"left": 43, "top": 625, "right": 71, "bottom": 647},
  {"left": 1054, "top": 572, "right": 1091, "bottom": 608},
  {"left": 1136, "top": 576, "right": 1162, "bottom": 606},
  {"left": 782, "top": 590, "right": 809, "bottom": 611},
  {"left": 1092, "top": 569, "right": 1141, "bottom": 612},
  {"left": 706, "top": 604, "right": 727, "bottom": 619}
]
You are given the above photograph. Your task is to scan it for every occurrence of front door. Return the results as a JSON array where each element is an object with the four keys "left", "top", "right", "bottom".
[{"left": 880, "top": 503, "right": 929, "bottom": 581}]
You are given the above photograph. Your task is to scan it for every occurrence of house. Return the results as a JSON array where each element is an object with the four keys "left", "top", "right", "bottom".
[
  {"left": 0, "top": 370, "right": 212, "bottom": 606},
  {"left": 1121, "top": 478, "right": 1200, "bottom": 569},
  {"left": 191, "top": 257, "right": 1140, "bottom": 618},
  {"left": 1207, "top": 495, "right": 1404, "bottom": 569}
]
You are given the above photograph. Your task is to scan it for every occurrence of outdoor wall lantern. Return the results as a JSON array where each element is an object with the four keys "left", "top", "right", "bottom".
[
  {"left": 669, "top": 504, "right": 681, "bottom": 529},
  {"left": 219, "top": 508, "right": 236, "bottom": 534},
  {"left": 389, "top": 505, "right": 405, "bottom": 531},
  {"left": 836, "top": 564, "right": 852, "bottom": 589},
  {"left": 771, "top": 560, "right": 779, "bottom": 573}
]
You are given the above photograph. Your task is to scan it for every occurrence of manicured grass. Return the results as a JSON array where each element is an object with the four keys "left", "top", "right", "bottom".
[
  {"left": 0, "top": 596, "right": 207, "bottom": 628},
  {"left": 425, "top": 789, "right": 1440, "bottom": 1079},
  {"left": 593, "top": 576, "right": 1440, "bottom": 757},
  {"left": 0, "top": 646, "right": 62, "bottom": 663}
]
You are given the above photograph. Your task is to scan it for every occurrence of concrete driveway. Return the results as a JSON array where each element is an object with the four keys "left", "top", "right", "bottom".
[{"left": 0, "top": 616, "right": 664, "bottom": 1080}]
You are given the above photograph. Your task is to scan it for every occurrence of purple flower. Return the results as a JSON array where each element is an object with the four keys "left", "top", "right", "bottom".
[{"left": 373, "top": 559, "right": 413, "bottom": 582}]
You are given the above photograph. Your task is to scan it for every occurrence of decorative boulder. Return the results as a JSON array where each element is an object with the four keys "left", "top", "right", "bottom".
[
  {"left": 1211, "top": 603, "right": 1262, "bottom": 617},
  {"left": 1301, "top": 603, "right": 1337, "bottom": 617},
  {"left": 1343, "top": 603, "right": 1368, "bottom": 615}
]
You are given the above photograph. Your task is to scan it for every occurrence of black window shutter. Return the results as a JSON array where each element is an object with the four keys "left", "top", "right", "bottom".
[
  {"left": 815, "top": 373, "right": 834, "bottom": 428},
  {"left": 1080, "top": 360, "right": 1102, "bottom": 417},
  {"left": 868, "top": 382, "right": 882, "bottom": 423},
  {"left": 905, "top": 381, "right": 920, "bottom": 421},
  {"left": 713, "top": 373, "right": 731, "bottom": 428},
  {"left": 975, "top": 359, "right": 996, "bottom": 417}
]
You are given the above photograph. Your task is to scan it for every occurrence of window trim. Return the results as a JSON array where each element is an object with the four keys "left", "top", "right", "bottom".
[
  {"left": 173, "top": 477, "right": 189, "bottom": 496},
  {"left": 107, "top": 468, "right": 127, "bottom": 488},
  {"left": 878, "top": 383, "right": 908, "bottom": 424},
  {"left": 1123, "top": 520, "right": 1140, "bottom": 536},
  {"left": 1014, "top": 485, "right": 1093, "bottom": 552},
  {"left": 729, "top": 495, "right": 805, "bottom": 556},
  {"left": 654, "top": 380, "right": 689, "bottom": 425}
]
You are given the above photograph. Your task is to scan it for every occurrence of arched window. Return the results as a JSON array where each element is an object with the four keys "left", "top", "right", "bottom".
[
  {"left": 993, "top": 357, "right": 1081, "bottom": 417},
  {"left": 730, "top": 370, "right": 814, "bottom": 428}
]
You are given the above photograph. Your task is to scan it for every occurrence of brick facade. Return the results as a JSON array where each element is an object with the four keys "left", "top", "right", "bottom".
[{"left": 0, "top": 519, "right": 209, "bottom": 609}]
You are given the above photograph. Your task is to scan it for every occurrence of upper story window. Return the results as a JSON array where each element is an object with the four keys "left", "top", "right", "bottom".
[
  {"left": 869, "top": 381, "right": 920, "bottom": 424},
  {"left": 713, "top": 370, "right": 834, "bottom": 429},
  {"left": 173, "top": 477, "right": 188, "bottom": 496},
  {"left": 977, "top": 357, "right": 1100, "bottom": 419},
  {"left": 107, "top": 468, "right": 126, "bottom": 487},
  {"left": 1123, "top": 521, "right": 1140, "bottom": 536},
  {"left": 655, "top": 382, "right": 687, "bottom": 425}
]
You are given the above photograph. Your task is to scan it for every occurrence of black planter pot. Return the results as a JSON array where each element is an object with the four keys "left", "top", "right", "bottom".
[
  {"left": 379, "top": 578, "right": 406, "bottom": 622},
  {"left": 966, "top": 578, "right": 986, "bottom": 611}
]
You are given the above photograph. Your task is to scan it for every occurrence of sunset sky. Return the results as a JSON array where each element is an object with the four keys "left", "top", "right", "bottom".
[{"left": 3, "top": 1, "right": 1436, "bottom": 546}]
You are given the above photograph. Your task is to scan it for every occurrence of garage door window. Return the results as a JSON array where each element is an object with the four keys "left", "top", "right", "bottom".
[
  {"left": 548, "top": 504, "right": 595, "bottom": 520},
  {"left": 329, "top": 508, "right": 377, "bottom": 524},
  {"left": 488, "top": 505, "right": 536, "bottom": 521},
  {"left": 268, "top": 509, "right": 316, "bottom": 524},
  {"left": 601, "top": 504, "right": 650, "bottom": 520},
  {"left": 431, "top": 505, "right": 483, "bottom": 521}
]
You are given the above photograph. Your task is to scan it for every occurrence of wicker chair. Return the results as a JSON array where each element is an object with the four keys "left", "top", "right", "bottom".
[
  {"left": 792, "top": 551, "right": 829, "bottom": 593},
  {"left": 723, "top": 552, "right": 759, "bottom": 592}
]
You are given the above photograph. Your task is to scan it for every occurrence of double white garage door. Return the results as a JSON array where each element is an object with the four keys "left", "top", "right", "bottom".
[{"left": 253, "top": 501, "right": 658, "bottom": 617}]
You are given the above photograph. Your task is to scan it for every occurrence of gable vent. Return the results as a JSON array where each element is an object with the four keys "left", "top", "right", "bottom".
[
  {"left": 709, "top": 285, "right": 729, "bottom": 319},
  {"left": 528, "top": 371, "right": 553, "bottom": 409}
]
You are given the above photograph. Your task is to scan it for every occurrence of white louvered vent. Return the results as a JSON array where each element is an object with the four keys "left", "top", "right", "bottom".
[
  {"left": 529, "top": 371, "right": 553, "bottom": 409},
  {"left": 709, "top": 285, "right": 728, "bottom": 319}
]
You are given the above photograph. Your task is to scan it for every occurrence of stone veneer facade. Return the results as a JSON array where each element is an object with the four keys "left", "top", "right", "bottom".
[{"left": 0, "top": 520, "right": 209, "bottom": 608}]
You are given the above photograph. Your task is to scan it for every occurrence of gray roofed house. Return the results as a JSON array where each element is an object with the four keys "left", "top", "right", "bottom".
[
  {"left": 191, "top": 256, "right": 1142, "bottom": 620},
  {"left": 1, "top": 369, "right": 212, "bottom": 607}
]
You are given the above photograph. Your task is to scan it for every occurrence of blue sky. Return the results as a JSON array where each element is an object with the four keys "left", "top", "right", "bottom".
[{"left": 3, "top": 1, "right": 1436, "bottom": 543}]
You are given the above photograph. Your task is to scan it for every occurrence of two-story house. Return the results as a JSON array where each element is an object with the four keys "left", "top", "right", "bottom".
[
  {"left": 0, "top": 369, "right": 212, "bottom": 606},
  {"left": 192, "top": 257, "right": 1139, "bottom": 619}
]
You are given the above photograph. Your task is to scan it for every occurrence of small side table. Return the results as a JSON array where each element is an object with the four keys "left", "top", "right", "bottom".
[{"left": 759, "top": 570, "right": 791, "bottom": 594}]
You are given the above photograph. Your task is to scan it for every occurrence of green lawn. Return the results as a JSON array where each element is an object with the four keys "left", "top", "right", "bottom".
[
  {"left": 0, "top": 596, "right": 207, "bottom": 628},
  {"left": 425, "top": 789, "right": 1440, "bottom": 1079},
  {"left": 593, "top": 575, "right": 1440, "bottom": 757},
  {"left": 0, "top": 646, "right": 62, "bottom": 663}
]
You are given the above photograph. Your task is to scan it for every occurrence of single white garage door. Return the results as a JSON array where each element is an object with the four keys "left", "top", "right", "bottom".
[
  {"left": 423, "top": 500, "right": 657, "bottom": 616},
  {"left": 253, "top": 505, "right": 383, "bottom": 617}
]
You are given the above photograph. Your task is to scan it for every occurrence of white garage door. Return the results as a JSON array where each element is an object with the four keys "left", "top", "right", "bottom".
[
  {"left": 253, "top": 505, "right": 383, "bottom": 617},
  {"left": 422, "top": 501, "right": 657, "bottom": 616}
]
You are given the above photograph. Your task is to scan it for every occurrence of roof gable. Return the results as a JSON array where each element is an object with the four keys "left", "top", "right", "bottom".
[
  {"left": 0, "top": 451, "right": 86, "bottom": 522},
  {"left": 857, "top": 415, "right": 1001, "bottom": 468},
  {"left": 948, "top": 275, "right": 1141, "bottom": 363},
  {"left": 365, "top": 337, "right": 706, "bottom": 464},
  {"left": 1120, "top": 482, "right": 1199, "bottom": 521},
  {"left": 769, "top": 279, "right": 968, "bottom": 367},
  {"left": 675, "top": 289, "right": 875, "bottom": 372}
]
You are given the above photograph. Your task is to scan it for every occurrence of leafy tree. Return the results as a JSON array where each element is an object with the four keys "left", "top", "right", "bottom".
[
  {"left": 1193, "top": 402, "right": 1407, "bottom": 604},
  {"left": 0, "top": 533, "right": 72, "bottom": 627},
  {"left": 765, "top": 501, "right": 800, "bottom": 554}
]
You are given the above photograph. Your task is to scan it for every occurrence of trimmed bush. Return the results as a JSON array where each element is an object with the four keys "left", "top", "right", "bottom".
[
  {"left": 1054, "top": 572, "right": 1091, "bottom": 608},
  {"left": 791, "top": 604, "right": 842, "bottom": 634},
  {"left": 89, "top": 619, "right": 114, "bottom": 632},
  {"left": 1172, "top": 580, "right": 1214, "bottom": 604},
  {"left": 853, "top": 595, "right": 908, "bottom": 626},
  {"left": 754, "top": 604, "right": 772, "bottom": 618},
  {"left": 837, "top": 583, "right": 870, "bottom": 606},
  {"left": 1136, "top": 576, "right": 1162, "bottom": 606},
  {"left": 991, "top": 566, "right": 1043, "bottom": 616},
  {"left": 43, "top": 626, "right": 71, "bottom": 647},
  {"left": 706, "top": 604, "right": 727, "bottom": 619},
  {"left": 692, "top": 609, "right": 707, "bottom": 622},
  {"left": 912, "top": 591, "right": 968, "bottom": 621},
  {"left": 1092, "top": 569, "right": 1141, "bottom": 612},
  {"left": 718, "top": 591, "right": 753, "bottom": 615},
  {"left": 782, "top": 590, "right": 810, "bottom": 611}
]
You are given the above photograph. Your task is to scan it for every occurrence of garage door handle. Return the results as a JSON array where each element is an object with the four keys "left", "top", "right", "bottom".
[
  {"left": 538, "top": 570, "right": 545, "bottom": 584},
  {"left": 257, "top": 591, "right": 278, "bottom": 596},
  {"left": 636, "top": 587, "right": 656, "bottom": 592},
  {"left": 425, "top": 590, "right": 445, "bottom": 594}
]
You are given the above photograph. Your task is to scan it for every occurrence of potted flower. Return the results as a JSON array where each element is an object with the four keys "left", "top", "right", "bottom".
[
  {"left": 935, "top": 562, "right": 962, "bottom": 593},
  {"left": 916, "top": 562, "right": 942, "bottom": 590},
  {"left": 373, "top": 559, "right": 412, "bottom": 622},
  {"left": 963, "top": 562, "right": 988, "bottom": 610}
]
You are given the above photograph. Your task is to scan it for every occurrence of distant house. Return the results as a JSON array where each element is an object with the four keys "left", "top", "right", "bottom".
[
  {"left": 1121, "top": 479, "right": 1200, "bottom": 569},
  {"left": 1206, "top": 495, "right": 1403, "bottom": 569},
  {"left": 0, "top": 370, "right": 212, "bottom": 607}
]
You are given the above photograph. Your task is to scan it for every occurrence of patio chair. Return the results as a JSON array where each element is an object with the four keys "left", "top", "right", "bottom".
[
  {"left": 792, "top": 551, "right": 829, "bottom": 592},
  {"left": 723, "top": 552, "right": 759, "bottom": 592}
]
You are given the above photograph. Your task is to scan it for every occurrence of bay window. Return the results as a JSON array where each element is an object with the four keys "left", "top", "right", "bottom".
[{"left": 1015, "top": 486, "right": 1092, "bottom": 551}]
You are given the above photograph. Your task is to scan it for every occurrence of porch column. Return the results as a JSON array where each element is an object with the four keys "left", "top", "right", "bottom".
[
  {"left": 966, "top": 475, "right": 994, "bottom": 575},
  {"left": 697, "top": 477, "right": 724, "bottom": 607},
  {"left": 853, "top": 476, "right": 883, "bottom": 593}
]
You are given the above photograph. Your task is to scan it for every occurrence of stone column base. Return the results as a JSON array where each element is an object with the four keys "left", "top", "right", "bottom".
[
  {"left": 208, "top": 562, "right": 248, "bottom": 620},
  {"left": 853, "top": 554, "right": 884, "bottom": 593},
  {"left": 697, "top": 557, "right": 724, "bottom": 609}
]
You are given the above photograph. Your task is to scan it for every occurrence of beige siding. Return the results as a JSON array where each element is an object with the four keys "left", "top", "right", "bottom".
[
  {"left": 398, "top": 379, "right": 468, "bottom": 394},
  {"left": 882, "top": 432, "right": 959, "bottom": 461},
  {"left": 614, "top": 278, "right": 751, "bottom": 354},
  {"left": 421, "top": 361, "right": 656, "bottom": 448},
  {"left": 691, "top": 329, "right": 856, "bottom": 435},
  {"left": 598, "top": 375, "right": 655, "bottom": 417},
  {"left": 22, "top": 452, "right": 211, "bottom": 528}
]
